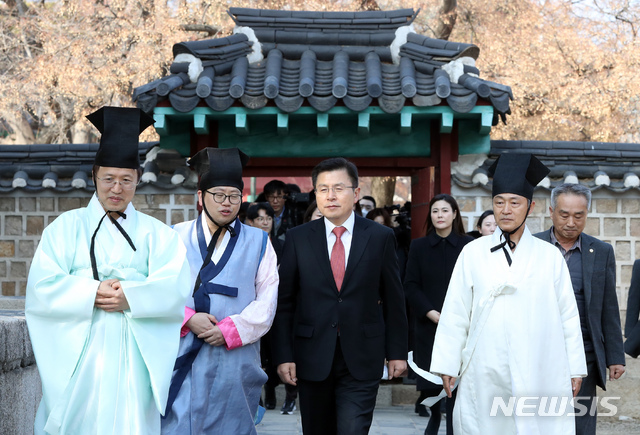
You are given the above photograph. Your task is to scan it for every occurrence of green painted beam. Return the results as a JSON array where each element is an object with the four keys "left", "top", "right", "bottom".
[
  {"left": 400, "top": 113, "right": 412, "bottom": 135},
  {"left": 358, "top": 113, "right": 370, "bottom": 135},
  {"left": 236, "top": 113, "right": 249, "bottom": 135},
  {"left": 194, "top": 114, "right": 209, "bottom": 135},
  {"left": 153, "top": 104, "right": 494, "bottom": 119},
  {"left": 317, "top": 113, "right": 329, "bottom": 136},
  {"left": 277, "top": 113, "right": 289, "bottom": 135},
  {"left": 154, "top": 114, "right": 168, "bottom": 136},
  {"left": 480, "top": 112, "right": 493, "bottom": 135},
  {"left": 440, "top": 112, "right": 453, "bottom": 134}
]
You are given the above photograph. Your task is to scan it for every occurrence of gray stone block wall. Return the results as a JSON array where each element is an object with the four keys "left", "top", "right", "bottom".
[{"left": 0, "top": 311, "right": 41, "bottom": 435}]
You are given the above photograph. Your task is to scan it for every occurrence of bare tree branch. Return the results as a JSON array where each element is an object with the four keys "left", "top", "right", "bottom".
[
  {"left": 434, "top": 0, "right": 457, "bottom": 40},
  {"left": 180, "top": 24, "right": 220, "bottom": 36}
]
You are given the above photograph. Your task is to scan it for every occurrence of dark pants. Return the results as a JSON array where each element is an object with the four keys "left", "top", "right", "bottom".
[
  {"left": 297, "top": 340, "right": 380, "bottom": 435},
  {"left": 574, "top": 359, "right": 598, "bottom": 435},
  {"left": 424, "top": 388, "right": 456, "bottom": 435}
]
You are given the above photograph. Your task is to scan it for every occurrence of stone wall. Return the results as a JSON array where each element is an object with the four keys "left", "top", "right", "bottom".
[
  {"left": 0, "top": 188, "right": 198, "bottom": 298},
  {"left": 0, "top": 310, "right": 40, "bottom": 435},
  {"left": 453, "top": 185, "right": 640, "bottom": 310}
]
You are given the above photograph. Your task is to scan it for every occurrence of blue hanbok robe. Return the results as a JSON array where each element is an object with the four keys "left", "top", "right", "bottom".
[
  {"left": 26, "top": 194, "right": 191, "bottom": 435},
  {"left": 162, "top": 216, "right": 278, "bottom": 435}
]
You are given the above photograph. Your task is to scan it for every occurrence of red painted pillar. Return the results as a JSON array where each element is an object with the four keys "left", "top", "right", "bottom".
[{"left": 411, "top": 166, "right": 434, "bottom": 240}]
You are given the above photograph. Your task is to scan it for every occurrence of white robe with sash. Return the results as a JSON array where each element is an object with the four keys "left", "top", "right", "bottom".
[
  {"left": 26, "top": 194, "right": 191, "bottom": 435},
  {"left": 430, "top": 226, "right": 587, "bottom": 435}
]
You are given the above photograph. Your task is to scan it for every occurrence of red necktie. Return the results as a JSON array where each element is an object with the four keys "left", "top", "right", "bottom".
[{"left": 331, "top": 226, "right": 347, "bottom": 291}]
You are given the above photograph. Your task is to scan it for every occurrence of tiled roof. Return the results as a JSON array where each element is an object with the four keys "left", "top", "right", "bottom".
[
  {"left": 5, "top": 140, "right": 640, "bottom": 193},
  {"left": 133, "top": 8, "right": 512, "bottom": 123},
  {"left": 0, "top": 143, "right": 194, "bottom": 193},
  {"left": 453, "top": 140, "right": 640, "bottom": 192}
]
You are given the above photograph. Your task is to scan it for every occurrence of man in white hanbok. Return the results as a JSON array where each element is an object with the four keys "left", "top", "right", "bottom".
[
  {"left": 431, "top": 153, "right": 587, "bottom": 435},
  {"left": 26, "top": 107, "right": 191, "bottom": 435}
]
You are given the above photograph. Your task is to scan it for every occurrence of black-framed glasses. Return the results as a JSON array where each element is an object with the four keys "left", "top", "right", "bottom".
[
  {"left": 266, "top": 194, "right": 285, "bottom": 201},
  {"left": 206, "top": 191, "right": 242, "bottom": 205}
]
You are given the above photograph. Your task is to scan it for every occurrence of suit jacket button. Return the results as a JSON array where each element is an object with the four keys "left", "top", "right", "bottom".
[
  {"left": 331, "top": 322, "right": 337, "bottom": 328},
  {"left": 338, "top": 298, "right": 342, "bottom": 302}
]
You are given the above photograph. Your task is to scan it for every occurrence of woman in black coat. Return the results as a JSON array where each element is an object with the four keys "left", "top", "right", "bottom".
[{"left": 404, "top": 193, "right": 473, "bottom": 435}]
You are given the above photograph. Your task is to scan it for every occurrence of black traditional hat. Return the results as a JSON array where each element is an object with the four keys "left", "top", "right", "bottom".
[
  {"left": 488, "top": 153, "right": 550, "bottom": 201},
  {"left": 87, "top": 106, "right": 154, "bottom": 169},
  {"left": 188, "top": 147, "right": 249, "bottom": 191}
]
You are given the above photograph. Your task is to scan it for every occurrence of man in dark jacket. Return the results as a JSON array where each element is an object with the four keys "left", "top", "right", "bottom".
[
  {"left": 272, "top": 157, "right": 408, "bottom": 435},
  {"left": 534, "top": 182, "right": 625, "bottom": 435}
]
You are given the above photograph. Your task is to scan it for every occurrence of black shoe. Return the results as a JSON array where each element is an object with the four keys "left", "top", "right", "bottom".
[
  {"left": 281, "top": 399, "right": 296, "bottom": 415},
  {"left": 415, "top": 403, "right": 430, "bottom": 417},
  {"left": 264, "top": 387, "right": 276, "bottom": 410}
]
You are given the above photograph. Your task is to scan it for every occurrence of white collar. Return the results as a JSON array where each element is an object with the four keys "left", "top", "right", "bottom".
[{"left": 324, "top": 212, "right": 355, "bottom": 238}]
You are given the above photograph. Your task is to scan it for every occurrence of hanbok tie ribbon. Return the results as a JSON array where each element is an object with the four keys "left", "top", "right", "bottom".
[{"left": 90, "top": 210, "right": 136, "bottom": 280}]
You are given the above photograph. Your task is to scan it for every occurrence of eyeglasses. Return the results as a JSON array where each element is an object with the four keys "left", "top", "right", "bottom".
[
  {"left": 266, "top": 194, "right": 285, "bottom": 201},
  {"left": 206, "top": 191, "right": 242, "bottom": 205},
  {"left": 314, "top": 184, "right": 356, "bottom": 196},
  {"left": 96, "top": 176, "right": 138, "bottom": 190}
]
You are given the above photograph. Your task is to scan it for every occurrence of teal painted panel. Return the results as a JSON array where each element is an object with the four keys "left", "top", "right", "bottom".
[
  {"left": 458, "top": 119, "right": 490, "bottom": 155},
  {"left": 158, "top": 121, "right": 191, "bottom": 156},
  {"left": 217, "top": 114, "right": 432, "bottom": 157}
]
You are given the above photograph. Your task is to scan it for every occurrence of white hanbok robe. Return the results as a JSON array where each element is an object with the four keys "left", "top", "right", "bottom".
[
  {"left": 431, "top": 226, "right": 587, "bottom": 435},
  {"left": 26, "top": 194, "right": 191, "bottom": 435}
]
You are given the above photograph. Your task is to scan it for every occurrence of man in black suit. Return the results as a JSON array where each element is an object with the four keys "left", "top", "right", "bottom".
[
  {"left": 535, "top": 183, "right": 625, "bottom": 435},
  {"left": 272, "top": 157, "right": 408, "bottom": 435}
]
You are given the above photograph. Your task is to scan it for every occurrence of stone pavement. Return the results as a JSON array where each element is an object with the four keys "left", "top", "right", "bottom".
[{"left": 256, "top": 405, "right": 446, "bottom": 435}]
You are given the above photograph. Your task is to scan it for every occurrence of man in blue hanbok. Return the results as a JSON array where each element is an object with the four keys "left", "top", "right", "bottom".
[
  {"left": 162, "top": 147, "right": 279, "bottom": 435},
  {"left": 26, "top": 106, "right": 192, "bottom": 435}
]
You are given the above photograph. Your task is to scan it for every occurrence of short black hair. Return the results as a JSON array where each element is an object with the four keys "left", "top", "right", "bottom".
[
  {"left": 475, "top": 209, "right": 494, "bottom": 229},
  {"left": 361, "top": 195, "right": 376, "bottom": 207},
  {"left": 246, "top": 202, "right": 275, "bottom": 221},
  {"left": 311, "top": 157, "right": 358, "bottom": 188},
  {"left": 264, "top": 179, "right": 287, "bottom": 196}
]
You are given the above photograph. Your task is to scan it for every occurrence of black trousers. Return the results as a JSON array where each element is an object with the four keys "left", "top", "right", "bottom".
[
  {"left": 297, "top": 340, "right": 380, "bottom": 435},
  {"left": 574, "top": 359, "right": 598, "bottom": 435}
]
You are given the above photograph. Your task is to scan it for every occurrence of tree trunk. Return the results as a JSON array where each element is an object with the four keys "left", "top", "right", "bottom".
[{"left": 370, "top": 176, "right": 397, "bottom": 208}]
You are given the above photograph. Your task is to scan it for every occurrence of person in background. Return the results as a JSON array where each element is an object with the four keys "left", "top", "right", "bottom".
[
  {"left": 404, "top": 194, "right": 473, "bottom": 435},
  {"left": 26, "top": 106, "right": 191, "bottom": 434},
  {"left": 239, "top": 201, "right": 253, "bottom": 223},
  {"left": 625, "top": 260, "right": 640, "bottom": 358},
  {"left": 467, "top": 210, "right": 497, "bottom": 238},
  {"left": 272, "top": 157, "right": 408, "bottom": 435},
  {"left": 303, "top": 200, "right": 323, "bottom": 223},
  {"left": 264, "top": 180, "right": 296, "bottom": 241},
  {"left": 245, "top": 202, "right": 298, "bottom": 414},
  {"left": 366, "top": 207, "right": 393, "bottom": 227},
  {"left": 535, "top": 183, "right": 625, "bottom": 435},
  {"left": 162, "top": 148, "right": 279, "bottom": 435},
  {"left": 359, "top": 195, "right": 376, "bottom": 217}
]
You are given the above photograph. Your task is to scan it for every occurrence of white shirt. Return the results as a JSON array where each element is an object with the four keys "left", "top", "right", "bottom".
[{"left": 324, "top": 212, "right": 355, "bottom": 269}]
